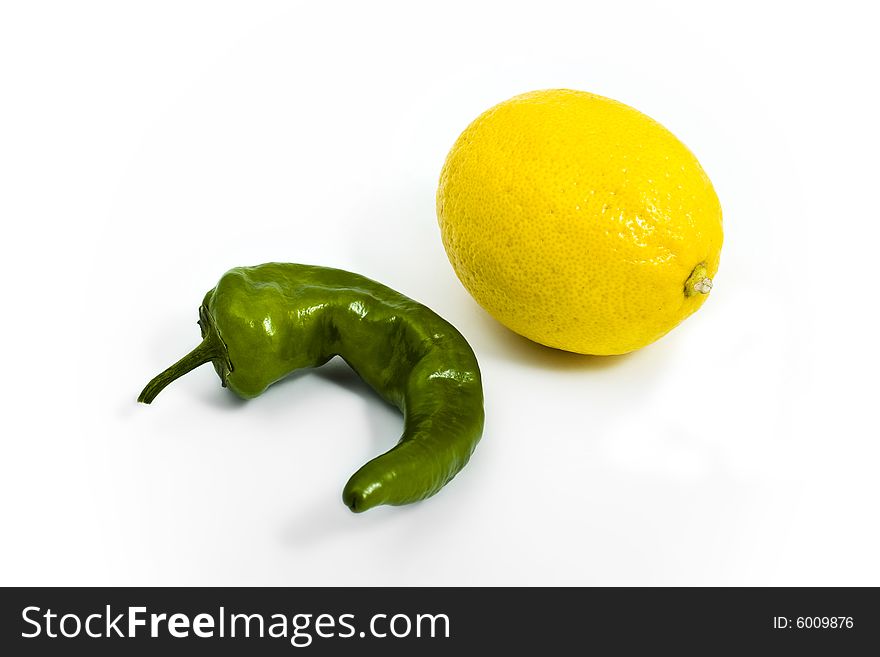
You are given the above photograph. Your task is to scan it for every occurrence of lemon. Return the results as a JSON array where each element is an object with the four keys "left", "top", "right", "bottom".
[{"left": 436, "top": 89, "right": 723, "bottom": 355}]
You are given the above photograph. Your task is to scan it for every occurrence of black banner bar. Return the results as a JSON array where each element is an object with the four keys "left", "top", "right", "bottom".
[{"left": 1, "top": 587, "right": 876, "bottom": 654}]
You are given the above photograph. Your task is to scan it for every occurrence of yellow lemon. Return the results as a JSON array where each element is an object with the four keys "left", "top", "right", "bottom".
[{"left": 436, "top": 89, "right": 723, "bottom": 355}]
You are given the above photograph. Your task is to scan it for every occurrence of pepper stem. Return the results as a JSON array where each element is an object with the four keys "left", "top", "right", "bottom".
[
  {"left": 684, "top": 264, "right": 713, "bottom": 297},
  {"left": 137, "top": 306, "right": 231, "bottom": 404}
]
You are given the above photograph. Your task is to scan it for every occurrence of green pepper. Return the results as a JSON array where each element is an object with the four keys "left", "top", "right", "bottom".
[{"left": 138, "top": 263, "right": 484, "bottom": 513}]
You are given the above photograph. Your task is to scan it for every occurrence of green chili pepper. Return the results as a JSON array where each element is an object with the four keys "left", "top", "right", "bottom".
[{"left": 138, "top": 263, "right": 484, "bottom": 513}]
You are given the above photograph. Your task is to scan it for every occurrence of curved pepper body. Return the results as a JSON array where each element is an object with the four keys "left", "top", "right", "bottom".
[{"left": 140, "top": 263, "right": 484, "bottom": 513}]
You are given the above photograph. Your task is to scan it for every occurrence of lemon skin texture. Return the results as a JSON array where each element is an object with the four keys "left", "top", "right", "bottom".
[{"left": 436, "top": 89, "right": 723, "bottom": 355}]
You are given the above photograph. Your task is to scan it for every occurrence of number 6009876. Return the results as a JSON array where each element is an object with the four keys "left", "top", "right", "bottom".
[{"left": 796, "top": 617, "right": 854, "bottom": 629}]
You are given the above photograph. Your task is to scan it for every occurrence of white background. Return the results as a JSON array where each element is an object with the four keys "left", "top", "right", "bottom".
[{"left": 2, "top": 1, "right": 878, "bottom": 586}]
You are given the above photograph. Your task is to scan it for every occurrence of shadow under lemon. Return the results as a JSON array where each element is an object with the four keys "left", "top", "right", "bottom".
[{"left": 471, "top": 308, "right": 637, "bottom": 372}]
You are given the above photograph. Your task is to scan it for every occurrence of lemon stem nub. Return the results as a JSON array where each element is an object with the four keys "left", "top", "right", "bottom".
[
  {"left": 693, "top": 278, "right": 712, "bottom": 294},
  {"left": 685, "top": 264, "right": 713, "bottom": 297}
]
